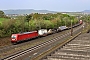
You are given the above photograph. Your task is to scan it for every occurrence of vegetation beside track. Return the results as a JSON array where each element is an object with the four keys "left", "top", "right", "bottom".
[
  {"left": 80, "top": 15, "right": 90, "bottom": 32},
  {"left": 0, "top": 10, "right": 90, "bottom": 38},
  {"left": 0, "top": 10, "right": 79, "bottom": 38}
]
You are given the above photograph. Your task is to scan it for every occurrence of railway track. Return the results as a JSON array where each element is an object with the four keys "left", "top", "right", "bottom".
[
  {"left": 1, "top": 23, "right": 84, "bottom": 60},
  {"left": 42, "top": 32, "right": 90, "bottom": 60},
  {"left": 0, "top": 24, "right": 84, "bottom": 59},
  {"left": 1, "top": 32, "right": 71, "bottom": 60}
]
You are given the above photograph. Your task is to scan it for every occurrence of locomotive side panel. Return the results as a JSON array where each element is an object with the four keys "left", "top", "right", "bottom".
[{"left": 11, "top": 31, "right": 38, "bottom": 43}]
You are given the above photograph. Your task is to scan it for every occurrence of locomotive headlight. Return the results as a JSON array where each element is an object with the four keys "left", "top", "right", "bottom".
[{"left": 12, "top": 39, "right": 16, "bottom": 41}]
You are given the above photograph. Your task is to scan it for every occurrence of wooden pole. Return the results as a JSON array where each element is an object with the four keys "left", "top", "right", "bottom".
[{"left": 71, "top": 20, "right": 73, "bottom": 36}]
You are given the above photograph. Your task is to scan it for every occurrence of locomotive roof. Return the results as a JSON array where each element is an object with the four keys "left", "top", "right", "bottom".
[
  {"left": 20, "top": 31, "right": 37, "bottom": 34},
  {"left": 12, "top": 31, "right": 37, "bottom": 35}
]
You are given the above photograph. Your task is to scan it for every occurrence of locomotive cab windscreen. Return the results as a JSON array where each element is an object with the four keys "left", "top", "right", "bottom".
[{"left": 11, "top": 35, "right": 16, "bottom": 38}]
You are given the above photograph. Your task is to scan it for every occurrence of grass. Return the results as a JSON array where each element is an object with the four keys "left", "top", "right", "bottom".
[{"left": 0, "top": 18, "right": 9, "bottom": 24}]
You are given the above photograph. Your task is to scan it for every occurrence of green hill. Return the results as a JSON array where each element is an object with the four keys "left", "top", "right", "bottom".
[{"left": 0, "top": 18, "right": 9, "bottom": 24}]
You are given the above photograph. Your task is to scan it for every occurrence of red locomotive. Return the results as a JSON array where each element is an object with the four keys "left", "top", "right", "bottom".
[
  {"left": 11, "top": 29, "right": 48, "bottom": 44},
  {"left": 11, "top": 31, "right": 38, "bottom": 44},
  {"left": 79, "top": 20, "right": 83, "bottom": 24}
]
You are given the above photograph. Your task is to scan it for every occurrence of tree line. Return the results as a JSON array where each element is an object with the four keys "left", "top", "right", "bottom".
[{"left": 0, "top": 11, "right": 79, "bottom": 37}]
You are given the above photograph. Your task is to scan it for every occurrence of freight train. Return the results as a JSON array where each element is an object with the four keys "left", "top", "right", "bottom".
[{"left": 11, "top": 20, "right": 83, "bottom": 44}]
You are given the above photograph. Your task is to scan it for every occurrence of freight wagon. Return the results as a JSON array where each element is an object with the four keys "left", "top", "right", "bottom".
[{"left": 38, "top": 29, "right": 48, "bottom": 36}]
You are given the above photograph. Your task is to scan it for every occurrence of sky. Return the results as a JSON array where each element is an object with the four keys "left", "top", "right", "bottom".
[{"left": 0, "top": 0, "right": 90, "bottom": 12}]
